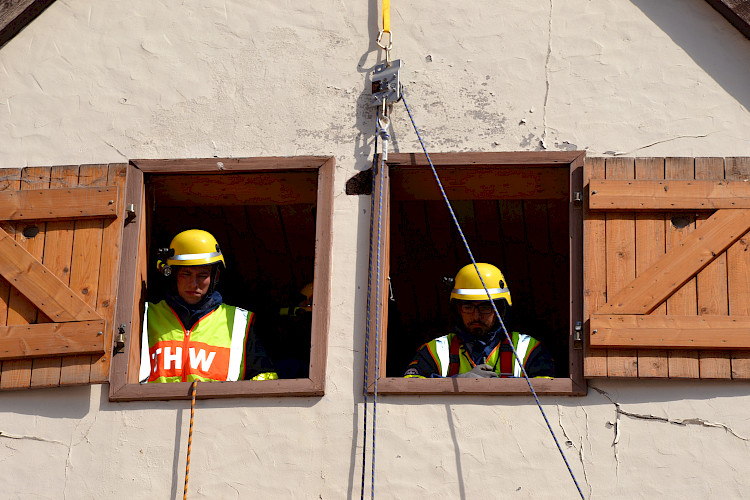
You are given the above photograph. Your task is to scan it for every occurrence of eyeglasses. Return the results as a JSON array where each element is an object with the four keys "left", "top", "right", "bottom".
[{"left": 460, "top": 303, "right": 494, "bottom": 314}]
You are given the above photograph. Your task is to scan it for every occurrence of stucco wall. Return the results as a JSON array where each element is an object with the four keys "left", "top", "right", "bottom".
[{"left": 1, "top": 0, "right": 750, "bottom": 498}]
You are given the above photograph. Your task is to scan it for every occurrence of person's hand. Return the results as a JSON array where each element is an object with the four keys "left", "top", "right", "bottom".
[{"left": 455, "top": 364, "right": 498, "bottom": 378}]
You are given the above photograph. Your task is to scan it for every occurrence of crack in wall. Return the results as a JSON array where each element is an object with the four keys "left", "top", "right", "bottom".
[
  {"left": 612, "top": 133, "right": 712, "bottom": 156},
  {"left": 541, "top": 0, "right": 553, "bottom": 150},
  {"left": 63, "top": 411, "right": 100, "bottom": 500},
  {"left": 0, "top": 431, "right": 68, "bottom": 447},
  {"left": 592, "top": 385, "right": 750, "bottom": 480},
  {"left": 592, "top": 386, "right": 749, "bottom": 441},
  {"left": 557, "top": 405, "right": 592, "bottom": 498}
]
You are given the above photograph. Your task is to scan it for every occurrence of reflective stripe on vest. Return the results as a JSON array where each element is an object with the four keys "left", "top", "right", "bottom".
[
  {"left": 139, "top": 301, "right": 250, "bottom": 383},
  {"left": 434, "top": 336, "right": 449, "bottom": 377},
  {"left": 513, "top": 334, "right": 532, "bottom": 377},
  {"left": 227, "top": 308, "right": 248, "bottom": 381}
]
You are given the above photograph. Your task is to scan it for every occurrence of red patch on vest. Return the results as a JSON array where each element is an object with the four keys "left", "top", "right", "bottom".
[{"left": 148, "top": 339, "right": 231, "bottom": 381}]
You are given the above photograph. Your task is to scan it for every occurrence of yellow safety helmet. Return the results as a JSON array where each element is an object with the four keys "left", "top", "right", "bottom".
[
  {"left": 450, "top": 263, "right": 512, "bottom": 306},
  {"left": 157, "top": 229, "right": 225, "bottom": 276}
]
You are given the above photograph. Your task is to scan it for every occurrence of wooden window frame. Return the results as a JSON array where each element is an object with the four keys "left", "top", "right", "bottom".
[
  {"left": 366, "top": 152, "right": 586, "bottom": 396},
  {"left": 108, "top": 157, "right": 334, "bottom": 401}
]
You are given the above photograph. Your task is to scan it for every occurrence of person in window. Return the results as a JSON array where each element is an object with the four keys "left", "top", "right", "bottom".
[
  {"left": 139, "top": 229, "right": 277, "bottom": 383},
  {"left": 404, "top": 263, "right": 554, "bottom": 379}
]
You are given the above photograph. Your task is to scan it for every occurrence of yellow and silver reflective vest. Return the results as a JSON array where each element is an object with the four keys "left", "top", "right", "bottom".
[
  {"left": 405, "top": 331, "right": 545, "bottom": 378},
  {"left": 139, "top": 300, "right": 275, "bottom": 383}
]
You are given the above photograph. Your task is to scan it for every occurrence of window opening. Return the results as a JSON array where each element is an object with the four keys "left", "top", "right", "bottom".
[
  {"left": 366, "top": 152, "right": 585, "bottom": 395},
  {"left": 109, "top": 157, "right": 333, "bottom": 401}
]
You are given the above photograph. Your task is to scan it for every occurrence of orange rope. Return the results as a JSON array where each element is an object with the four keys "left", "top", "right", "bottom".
[{"left": 183, "top": 380, "right": 197, "bottom": 500}]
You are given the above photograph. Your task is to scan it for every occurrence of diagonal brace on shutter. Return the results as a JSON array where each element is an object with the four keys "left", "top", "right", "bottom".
[
  {"left": 0, "top": 227, "right": 102, "bottom": 322},
  {"left": 597, "top": 208, "right": 750, "bottom": 315},
  {"left": 0, "top": 186, "right": 119, "bottom": 221},
  {"left": 0, "top": 321, "right": 106, "bottom": 360}
]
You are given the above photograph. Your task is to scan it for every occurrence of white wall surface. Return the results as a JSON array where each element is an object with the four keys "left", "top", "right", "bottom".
[{"left": 1, "top": 0, "right": 749, "bottom": 498}]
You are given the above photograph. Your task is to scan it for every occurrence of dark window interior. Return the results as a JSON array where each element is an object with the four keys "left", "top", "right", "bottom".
[
  {"left": 386, "top": 166, "right": 571, "bottom": 378},
  {"left": 144, "top": 172, "right": 317, "bottom": 379}
]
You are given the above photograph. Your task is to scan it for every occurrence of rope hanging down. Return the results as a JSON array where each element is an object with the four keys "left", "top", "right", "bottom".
[
  {"left": 183, "top": 380, "right": 198, "bottom": 500},
  {"left": 400, "top": 93, "right": 585, "bottom": 500},
  {"left": 361, "top": 110, "right": 383, "bottom": 500},
  {"left": 362, "top": 4, "right": 397, "bottom": 496}
]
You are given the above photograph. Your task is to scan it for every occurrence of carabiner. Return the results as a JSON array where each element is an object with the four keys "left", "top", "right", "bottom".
[{"left": 376, "top": 30, "right": 393, "bottom": 51}]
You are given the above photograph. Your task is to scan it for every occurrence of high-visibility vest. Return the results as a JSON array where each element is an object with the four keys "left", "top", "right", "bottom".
[
  {"left": 138, "top": 300, "right": 251, "bottom": 383},
  {"left": 429, "top": 332, "right": 538, "bottom": 378}
]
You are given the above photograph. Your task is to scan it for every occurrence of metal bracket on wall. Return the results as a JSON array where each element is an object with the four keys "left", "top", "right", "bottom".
[{"left": 371, "top": 59, "right": 402, "bottom": 107}]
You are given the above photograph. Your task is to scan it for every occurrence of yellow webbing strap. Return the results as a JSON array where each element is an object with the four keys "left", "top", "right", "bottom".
[{"left": 382, "top": 0, "right": 390, "bottom": 33}]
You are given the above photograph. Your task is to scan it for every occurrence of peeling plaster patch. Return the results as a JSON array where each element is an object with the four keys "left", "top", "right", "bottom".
[
  {"left": 555, "top": 140, "right": 578, "bottom": 151},
  {"left": 519, "top": 133, "right": 544, "bottom": 151},
  {"left": 448, "top": 86, "right": 507, "bottom": 141}
]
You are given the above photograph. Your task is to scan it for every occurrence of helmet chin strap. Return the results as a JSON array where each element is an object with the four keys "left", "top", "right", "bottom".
[{"left": 206, "top": 264, "right": 221, "bottom": 296}]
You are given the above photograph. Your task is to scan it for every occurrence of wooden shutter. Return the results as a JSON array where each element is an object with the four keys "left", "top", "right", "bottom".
[
  {"left": 0, "top": 164, "right": 126, "bottom": 389},
  {"left": 584, "top": 157, "right": 750, "bottom": 379}
]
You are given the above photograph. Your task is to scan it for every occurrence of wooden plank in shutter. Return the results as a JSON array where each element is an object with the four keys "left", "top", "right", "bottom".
[
  {"left": 604, "top": 158, "right": 637, "bottom": 377},
  {"left": 0, "top": 186, "right": 118, "bottom": 220},
  {"left": 695, "top": 158, "right": 731, "bottom": 379},
  {"left": 1, "top": 167, "right": 50, "bottom": 389},
  {"left": 583, "top": 157, "right": 607, "bottom": 377},
  {"left": 726, "top": 157, "right": 750, "bottom": 378},
  {"left": 589, "top": 179, "right": 750, "bottom": 209},
  {"left": 0, "top": 168, "right": 21, "bottom": 388},
  {"left": 634, "top": 157, "right": 668, "bottom": 378},
  {"left": 590, "top": 315, "right": 750, "bottom": 348},
  {"left": 31, "top": 165, "right": 78, "bottom": 387},
  {"left": 61, "top": 165, "right": 107, "bottom": 385},
  {"left": 0, "top": 321, "right": 106, "bottom": 358},
  {"left": 664, "top": 158, "right": 699, "bottom": 378},
  {"left": 89, "top": 164, "right": 127, "bottom": 383}
]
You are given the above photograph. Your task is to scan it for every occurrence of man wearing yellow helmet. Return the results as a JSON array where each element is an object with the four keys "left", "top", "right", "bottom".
[
  {"left": 404, "top": 263, "right": 554, "bottom": 379},
  {"left": 139, "top": 229, "right": 278, "bottom": 383}
]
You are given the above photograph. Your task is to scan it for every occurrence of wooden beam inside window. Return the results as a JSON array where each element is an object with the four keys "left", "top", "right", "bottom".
[
  {"left": 147, "top": 172, "right": 317, "bottom": 206},
  {"left": 390, "top": 167, "right": 569, "bottom": 201}
]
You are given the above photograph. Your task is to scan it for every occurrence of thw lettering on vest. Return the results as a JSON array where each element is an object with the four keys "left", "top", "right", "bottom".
[{"left": 148, "top": 339, "right": 231, "bottom": 382}]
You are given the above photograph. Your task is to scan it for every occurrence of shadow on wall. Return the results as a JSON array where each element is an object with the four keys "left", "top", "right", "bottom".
[
  {"left": 630, "top": 0, "right": 750, "bottom": 111},
  {"left": 0, "top": 384, "right": 92, "bottom": 418}
]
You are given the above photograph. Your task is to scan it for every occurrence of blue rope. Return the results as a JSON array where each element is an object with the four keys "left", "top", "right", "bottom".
[
  {"left": 370, "top": 107, "right": 388, "bottom": 500},
  {"left": 361, "top": 111, "right": 380, "bottom": 500},
  {"left": 401, "top": 92, "right": 586, "bottom": 500}
]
